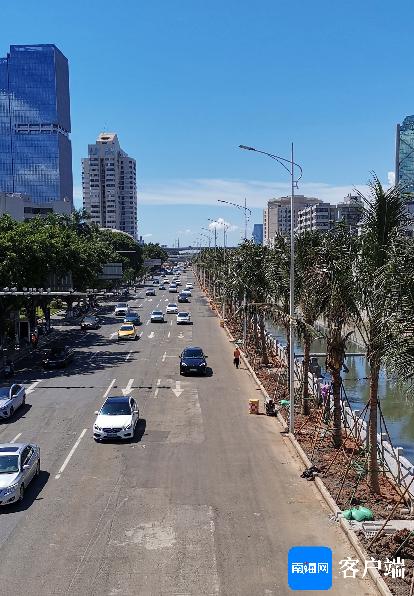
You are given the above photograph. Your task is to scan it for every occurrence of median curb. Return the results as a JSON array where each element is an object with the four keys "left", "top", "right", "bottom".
[{"left": 215, "top": 311, "right": 392, "bottom": 596}]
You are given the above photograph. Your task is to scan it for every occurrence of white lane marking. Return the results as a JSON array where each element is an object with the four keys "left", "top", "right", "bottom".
[
  {"left": 26, "top": 380, "right": 41, "bottom": 395},
  {"left": 156, "top": 303, "right": 160, "bottom": 308},
  {"left": 148, "top": 331, "right": 155, "bottom": 339},
  {"left": 126, "top": 350, "right": 132, "bottom": 361},
  {"left": 172, "top": 380, "right": 183, "bottom": 398},
  {"left": 170, "top": 320, "right": 173, "bottom": 326},
  {"left": 139, "top": 331, "right": 144, "bottom": 337},
  {"left": 162, "top": 352, "right": 167, "bottom": 362},
  {"left": 122, "top": 378, "right": 134, "bottom": 396},
  {"left": 11, "top": 433, "right": 22, "bottom": 443},
  {"left": 154, "top": 378, "right": 161, "bottom": 399},
  {"left": 103, "top": 379, "right": 116, "bottom": 399},
  {"left": 168, "top": 331, "right": 171, "bottom": 338},
  {"left": 178, "top": 332, "right": 184, "bottom": 339},
  {"left": 146, "top": 320, "right": 150, "bottom": 326},
  {"left": 164, "top": 299, "right": 169, "bottom": 302},
  {"left": 55, "top": 429, "right": 87, "bottom": 479},
  {"left": 109, "top": 332, "right": 117, "bottom": 339}
]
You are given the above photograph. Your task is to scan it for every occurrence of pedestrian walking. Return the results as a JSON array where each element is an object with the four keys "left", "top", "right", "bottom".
[{"left": 233, "top": 347, "right": 241, "bottom": 369}]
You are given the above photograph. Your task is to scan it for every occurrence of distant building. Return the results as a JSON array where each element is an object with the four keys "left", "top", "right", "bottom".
[
  {"left": 82, "top": 133, "right": 137, "bottom": 239},
  {"left": 263, "top": 195, "right": 321, "bottom": 245},
  {"left": 336, "top": 194, "right": 363, "bottom": 233},
  {"left": 252, "top": 223, "right": 263, "bottom": 245},
  {"left": 396, "top": 115, "right": 414, "bottom": 193},
  {"left": 0, "top": 44, "right": 73, "bottom": 205},
  {"left": 0, "top": 192, "right": 71, "bottom": 221},
  {"left": 296, "top": 202, "right": 337, "bottom": 234}
]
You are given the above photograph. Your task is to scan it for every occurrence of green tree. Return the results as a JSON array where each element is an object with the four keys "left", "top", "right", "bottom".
[{"left": 143, "top": 243, "right": 168, "bottom": 262}]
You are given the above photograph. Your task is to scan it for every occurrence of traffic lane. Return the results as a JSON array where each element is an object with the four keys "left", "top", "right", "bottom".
[
  {"left": 0, "top": 310, "right": 183, "bottom": 594},
  {"left": 187, "top": 286, "right": 376, "bottom": 595}
]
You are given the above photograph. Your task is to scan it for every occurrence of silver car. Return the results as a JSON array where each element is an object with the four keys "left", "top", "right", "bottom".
[
  {"left": 150, "top": 310, "right": 165, "bottom": 323},
  {"left": 0, "top": 443, "right": 40, "bottom": 505},
  {"left": 0, "top": 384, "right": 26, "bottom": 419}
]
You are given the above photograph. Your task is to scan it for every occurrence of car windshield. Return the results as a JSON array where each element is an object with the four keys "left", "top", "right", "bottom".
[
  {"left": 178, "top": 312, "right": 189, "bottom": 317},
  {"left": 183, "top": 348, "right": 203, "bottom": 358},
  {"left": 116, "top": 303, "right": 127, "bottom": 308},
  {"left": 100, "top": 401, "right": 131, "bottom": 415},
  {"left": 0, "top": 387, "right": 10, "bottom": 398},
  {"left": 152, "top": 311, "right": 162, "bottom": 316},
  {"left": 0, "top": 455, "right": 19, "bottom": 474},
  {"left": 120, "top": 325, "right": 134, "bottom": 331},
  {"left": 168, "top": 304, "right": 177, "bottom": 308},
  {"left": 49, "top": 347, "right": 65, "bottom": 357},
  {"left": 83, "top": 317, "right": 95, "bottom": 323}
]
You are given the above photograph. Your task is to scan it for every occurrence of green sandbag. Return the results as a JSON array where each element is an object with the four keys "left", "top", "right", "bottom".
[
  {"left": 342, "top": 509, "right": 353, "bottom": 520},
  {"left": 280, "top": 399, "right": 290, "bottom": 407},
  {"left": 351, "top": 506, "right": 374, "bottom": 521}
]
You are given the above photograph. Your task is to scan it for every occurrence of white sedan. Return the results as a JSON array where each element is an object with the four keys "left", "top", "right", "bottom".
[
  {"left": 93, "top": 395, "right": 139, "bottom": 441},
  {"left": 150, "top": 310, "right": 165, "bottom": 322},
  {"left": 177, "top": 312, "right": 191, "bottom": 325},
  {"left": 0, "top": 385, "right": 26, "bottom": 419},
  {"left": 185, "top": 283, "right": 193, "bottom": 289},
  {"left": 166, "top": 303, "right": 178, "bottom": 314}
]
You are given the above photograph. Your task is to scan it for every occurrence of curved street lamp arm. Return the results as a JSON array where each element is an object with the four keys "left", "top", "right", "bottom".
[{"left": 239, "top": 145, "right": 303, "bottom": 183}]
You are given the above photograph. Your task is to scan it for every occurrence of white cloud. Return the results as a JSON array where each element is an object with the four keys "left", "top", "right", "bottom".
[
  {"left": 208, "top": 217, "right": 238, "bottom": 232},
  {"left": 142, "top": 233, "right": 153, "bottom": 238},
  {"left": 388, "top": 171, "right": 396, "bottom": 186},
  {"left": 138, "top": 177, "right": 373, "bottom": 208}
]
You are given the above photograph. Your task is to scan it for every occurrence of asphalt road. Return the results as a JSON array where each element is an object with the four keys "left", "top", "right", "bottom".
[{"left": 0, "top": 272, "right": 378, "bottom": 596}]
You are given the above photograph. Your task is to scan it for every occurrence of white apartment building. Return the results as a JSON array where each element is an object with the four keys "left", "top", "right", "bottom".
[
  {"left": 263, "top": 195, "right": 321, "bottom": 245},
  {"left": 296, "top": 203, "right": 337, "bottom": 234},
  {"left": 82, "top": 133, "right": 137, "bottom": 239}
]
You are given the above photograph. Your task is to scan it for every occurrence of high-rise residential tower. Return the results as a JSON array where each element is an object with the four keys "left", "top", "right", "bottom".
[
  {"left": 82, "top": 133, "right": 137, "bottom": 238},
  {"left": 0, "top": 44, "right": 73, "bottom": 205},
  {"left": 263, "top": 195, "right": 321, "bottom": 246}
]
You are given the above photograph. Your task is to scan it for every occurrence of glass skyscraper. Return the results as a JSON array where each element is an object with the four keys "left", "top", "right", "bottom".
[
  {"left": 396, "top": 115, "right": 414, "bottom": 194},
  {"left": 0, "top": 45, "right": 72, "bottom": 204}
]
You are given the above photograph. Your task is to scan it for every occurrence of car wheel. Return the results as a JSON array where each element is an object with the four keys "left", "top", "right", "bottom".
[
  {"left": 18, "top": 484, "right": 24, "bottom": 502},
  {"left": 35, "top": 460, "right": 40, "bottom": 476},
  {"left": 22, "top": 393, "right": 26, "bottom": 405}
]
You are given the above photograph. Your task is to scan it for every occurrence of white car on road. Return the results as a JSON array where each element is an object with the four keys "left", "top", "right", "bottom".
[
  {"left": 185, "top": 283, "right": 193, "bottom": 289},
  {"left": 114, "top": 302, "right": 129, "bottom": 317},
  {"left": 93, "top": 396, "right": 139, "bottom": 441},
  {"left": 166, "top": 303, "right": 178, "bottom": 314},
  {"left": 150, "top": 310, "right": 165, "bottom": 322},
  {"left": 177, "top": 312, "right": 191, "bottom": 325},
  {"left": 0, "top": 443, "right": 40, "bottom": 505},
  {"left": 0, "top": 385, "right": 26, "bottom": 419}
]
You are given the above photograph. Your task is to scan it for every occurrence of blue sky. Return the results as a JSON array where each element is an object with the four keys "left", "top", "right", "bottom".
[{"left": 1, "top": 0, "right": 413, "bottom": 246}]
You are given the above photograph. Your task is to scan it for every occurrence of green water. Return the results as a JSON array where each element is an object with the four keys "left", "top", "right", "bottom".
[{"left": 265, "top": 321, "right": 414, "bottom": 460}]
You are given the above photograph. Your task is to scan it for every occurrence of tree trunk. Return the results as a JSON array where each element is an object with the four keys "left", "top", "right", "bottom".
[
  {"left": 332, "top": 367, "right": 342, "bottom": 448},
  {"left": 302, "top": 333, "right": 310, "bottom": 415},
  {"left": 368, "top": 360, "right": 381, "bottom": 493},
  {"left": 258, "top": 312, "right": 269, "bottom": 365}
]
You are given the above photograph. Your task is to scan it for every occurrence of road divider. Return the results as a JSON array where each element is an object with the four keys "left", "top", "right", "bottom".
[{"left": 55, "top": 428, "right": 87, "bottom": 480}]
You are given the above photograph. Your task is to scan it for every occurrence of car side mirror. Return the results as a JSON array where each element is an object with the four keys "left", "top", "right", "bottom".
[
  {"left": 205, "top": 355, "right": 208, "bottom": 358},
  {"left": 23, "top": 464, "right": 30, "bottom": 470}
]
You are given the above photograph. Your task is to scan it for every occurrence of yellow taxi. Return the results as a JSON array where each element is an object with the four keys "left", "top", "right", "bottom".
[{"left": 117, "top": 323, "right": 138, "bottom": 341}]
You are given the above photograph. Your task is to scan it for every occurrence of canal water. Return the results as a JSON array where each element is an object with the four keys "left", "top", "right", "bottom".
[{"left": 265, "top": 320, "right": 414, "bottom": 461}]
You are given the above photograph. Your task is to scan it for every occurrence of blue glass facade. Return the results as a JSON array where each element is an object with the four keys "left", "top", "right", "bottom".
[
  {"left": 396, "top": 115, "right": 414, "bottom": 194},
  {"left": 252, "top": 223, "right": 263, "bottom": 245},
  {"left": 0, "top": 45, "right": 72, "bottom": 204}
]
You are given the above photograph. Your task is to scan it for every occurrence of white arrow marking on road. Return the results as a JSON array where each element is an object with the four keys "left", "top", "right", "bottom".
[
  {"left": 55, "top": 428, "right": 87, "bottom": 479},
  {"left": 168, "top": 331, "right": 171, "bottom": 338},
  {"left": 164, "top": 299, "right": 169, "bottom": 302},
  {"left": 148, "top": 331, "right": 155, "bottom": 339},
  {"left": 126, "top": 350, "right": 132, "bottom": 361},
  {"left": 110, "top": 331, "right": 117, "bottom": 339},
  {"left": 26, "top": 380, "right": 41, "bottom": 395},
  {"left": 162, "top": 352, "right": 167, "bottom": 362},
  {"left": 172, "top": 380, "right": 183, "bottom": 398},
  {"left": 178, "top": 332, "right": 184, "bottom": 339},
  {"left": 122, "top": 378, "right": 134, "bottom": 396},
  {"left": 11, "top": 433, "right": 22, "bottom": 443}
]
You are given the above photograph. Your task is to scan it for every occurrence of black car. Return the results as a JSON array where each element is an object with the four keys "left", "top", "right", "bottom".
[
  {"left": 178, "top": 293, "right": 189, "bottom": 303},
  {"left": 180, "top": 346, "right": 207, "bottom": 376},
  {"left": 42, "top": 346, "right": 74, "bottom": 368},
  {"left": 80, "top": 316, "right": 100, "bottom": 330},
  {"left": 123, "top": 313, "right": 141, "bottom": 326}
]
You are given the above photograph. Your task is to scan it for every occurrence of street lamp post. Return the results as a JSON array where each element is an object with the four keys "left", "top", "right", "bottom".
[
  {"left": 218, "top": 198, "right": 252, "bottom": 241},
  {"left": 201, "top": 227, "right": 212, "bottom": 248},
  {"left": 239, "top": 143, "right": 303, "bottom": 436}
]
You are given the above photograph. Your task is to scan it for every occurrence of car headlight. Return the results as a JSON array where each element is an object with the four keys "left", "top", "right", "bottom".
[
  {"left": 200, "top": 362, "right": 206, "bottom": 366},
  {"left": 3, "top": 483, "right": 19, "bottom": 495},
  {"left": 181, "top": 362, "right": 188, "bottom": 367},
  {"left": 123, "top": 422, "right": 132, "bottom": 429},
  {"left": 94, "top": 424, "right": 102, "bottom": 431}
]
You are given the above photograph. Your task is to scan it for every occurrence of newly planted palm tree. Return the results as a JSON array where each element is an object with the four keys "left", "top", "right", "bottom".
[{"left": 353, "top": 175, "right": 410, "bottom": 492}]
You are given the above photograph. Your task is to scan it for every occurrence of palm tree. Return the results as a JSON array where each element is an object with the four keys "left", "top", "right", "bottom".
[{"left": 353, "top": 175, "right": 410, "bottom": 492}]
